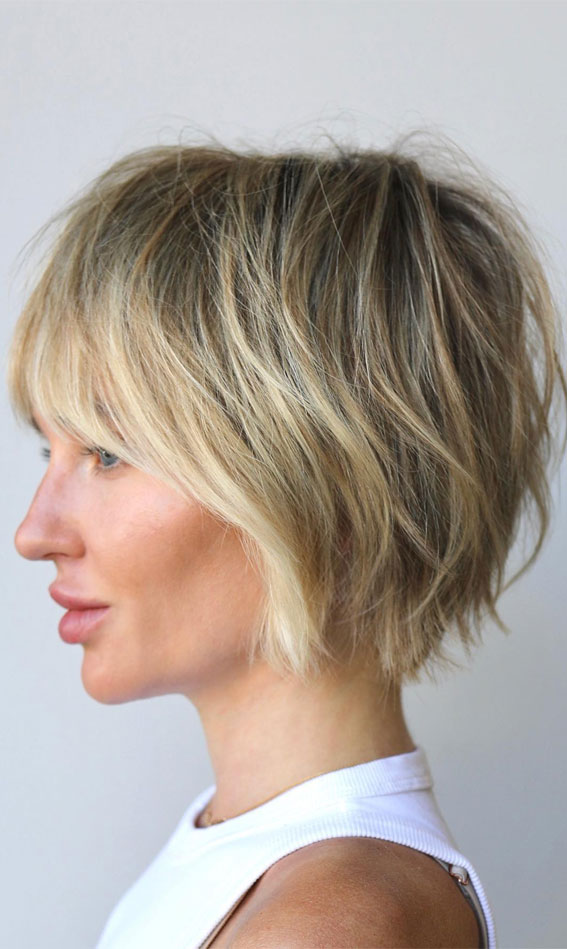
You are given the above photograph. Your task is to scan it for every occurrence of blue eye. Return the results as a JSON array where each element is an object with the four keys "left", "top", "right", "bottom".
[
  {"left": 89, "top": 447, "right": 121, "bottom": 472},
  {"left": 39, "top": 445, "right": 122, "bottom": 473}
]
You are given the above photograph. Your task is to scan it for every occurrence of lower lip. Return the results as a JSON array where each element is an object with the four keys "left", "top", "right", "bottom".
[{"left": 58, "top": 607, "right": 110, "bottom": 643}]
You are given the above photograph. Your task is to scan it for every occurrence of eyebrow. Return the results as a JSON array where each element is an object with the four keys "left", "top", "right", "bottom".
[
  {"left": 30, "top": 406, "right": 123, "bottom": 441},
  {"left": 29, "top": 413, "right": 72, "bottom": 438}
]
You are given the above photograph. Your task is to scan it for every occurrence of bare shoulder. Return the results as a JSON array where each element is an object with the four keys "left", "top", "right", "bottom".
[{"left": 230, "top": 836, "right": 481, "bottom": 948}]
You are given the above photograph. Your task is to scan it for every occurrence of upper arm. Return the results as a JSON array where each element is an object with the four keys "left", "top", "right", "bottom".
[
  {"left": 230, "top": 882, "right": 412, "bottom": 948},
  {"left": 229, "top": 839, "right": 481, "bottom": 949}
]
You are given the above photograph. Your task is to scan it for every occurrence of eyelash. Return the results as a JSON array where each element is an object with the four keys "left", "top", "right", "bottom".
[{"left": 39, "top": 446, "right": 122, "bottom": 474}]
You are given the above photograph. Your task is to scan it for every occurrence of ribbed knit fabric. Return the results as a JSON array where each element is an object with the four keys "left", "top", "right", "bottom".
[{"left": 95, "top": 746, "right": 497, "bottom": 949}]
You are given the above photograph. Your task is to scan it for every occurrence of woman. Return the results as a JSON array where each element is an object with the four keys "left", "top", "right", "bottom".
[{"left": 8, "top": 132, "right": 566, "bottom": 948}]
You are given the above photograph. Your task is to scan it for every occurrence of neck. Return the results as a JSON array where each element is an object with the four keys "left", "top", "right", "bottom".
[{"left": 190, "top": 658, "right": 416, "bottom": 825}]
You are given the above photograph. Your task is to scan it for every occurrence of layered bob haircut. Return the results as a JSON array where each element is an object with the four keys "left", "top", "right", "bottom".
[{"left": 7, "top": 131, "right": 567, "bottom": 690}]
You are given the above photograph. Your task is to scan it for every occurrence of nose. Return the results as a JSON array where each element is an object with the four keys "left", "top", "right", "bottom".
[{"left": 14, "top": 474, "right": 83, "bottom": 562}]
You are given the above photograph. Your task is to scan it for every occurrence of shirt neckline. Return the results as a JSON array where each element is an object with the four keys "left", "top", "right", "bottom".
[{"left": 187, "top": 745, "right": 432, "bottom": 834}]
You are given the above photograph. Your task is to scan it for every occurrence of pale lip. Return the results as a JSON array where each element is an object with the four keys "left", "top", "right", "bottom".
[{"left": 48, "top": 584, "right": 109, "bottom": 612}]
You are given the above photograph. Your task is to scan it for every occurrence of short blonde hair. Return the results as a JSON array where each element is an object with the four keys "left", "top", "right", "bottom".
[{"left": 7, "top": 131, "right": 567, "bottom": 690}]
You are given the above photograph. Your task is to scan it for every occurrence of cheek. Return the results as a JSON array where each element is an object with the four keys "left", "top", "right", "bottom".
[
  {"left": 80, "top": 496, "right": 227, "bottom": 700},
  {"left": 95, "top": 493, "right": 262, "bottom": 641},
  {"left": 92, "top": 487, "right": 206, "bottom": 598},
  {"left": 145, "top": 519, "right": 263, "bottom": 645},
  {"left": 80, "top": 497, "right": 267, "bottom": 702}
]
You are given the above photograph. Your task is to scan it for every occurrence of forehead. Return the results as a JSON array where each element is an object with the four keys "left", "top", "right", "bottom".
[
  {"left": 30, "top": 411, "right": 49, "bottom": 435},
  {"left": 30, "top": 402, "right": 117, "bottom": 436},
  {"left": 29, "top": 414, "right": 77, "bottom": 446}
]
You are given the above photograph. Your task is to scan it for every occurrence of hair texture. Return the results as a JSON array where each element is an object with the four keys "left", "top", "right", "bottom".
[{"left": 6, "top": 130, "right": 567, "bottom": 691}]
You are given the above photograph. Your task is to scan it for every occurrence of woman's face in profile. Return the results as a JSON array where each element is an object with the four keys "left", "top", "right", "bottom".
[{"left": 14, "top": 413, "right": 265, "bottom": 704}]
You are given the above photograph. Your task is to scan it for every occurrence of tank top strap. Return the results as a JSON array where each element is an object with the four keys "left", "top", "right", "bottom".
[{"left": 429, "top": 855, "right": 489, "bottom": 948}]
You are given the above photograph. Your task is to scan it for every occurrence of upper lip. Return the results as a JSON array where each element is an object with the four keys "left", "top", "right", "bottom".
[{"left": 48, "top": 585, "right": 109, "bottom": 611}]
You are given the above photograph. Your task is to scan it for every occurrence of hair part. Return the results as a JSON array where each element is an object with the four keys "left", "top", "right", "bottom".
[{"left": 7, "top": 129, "right": 567, "bottom": 690}]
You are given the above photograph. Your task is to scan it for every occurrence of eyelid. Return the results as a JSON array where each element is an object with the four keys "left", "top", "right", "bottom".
[{"left": 39, "top": 445, "right": 122, "bottom": 473}]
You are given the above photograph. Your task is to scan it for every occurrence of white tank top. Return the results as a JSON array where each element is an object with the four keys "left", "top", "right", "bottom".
[{"left": 95, "top": 746, "right": 497, "bottom": 948}]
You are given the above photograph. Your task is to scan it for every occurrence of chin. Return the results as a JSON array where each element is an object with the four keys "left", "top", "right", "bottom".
[{"left": 79, "top": 655, "right": 164, "bottom": 705}]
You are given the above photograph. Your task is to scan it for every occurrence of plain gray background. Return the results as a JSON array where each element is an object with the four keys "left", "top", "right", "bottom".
[{"left": 2, "top": 3, "right": 566, "bottom": 948}]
